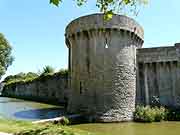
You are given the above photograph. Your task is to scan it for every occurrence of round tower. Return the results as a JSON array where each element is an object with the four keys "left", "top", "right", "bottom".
[{"left": 65, "top": 14, "right": 144, "bottom": 122}]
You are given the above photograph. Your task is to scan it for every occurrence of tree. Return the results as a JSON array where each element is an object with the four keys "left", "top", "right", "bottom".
[
  {"left": 50, "top": 0, "right": 148, "bottom": 19},
  {"left": 0, "top": 33, "right": 13, "bottom": 79}
]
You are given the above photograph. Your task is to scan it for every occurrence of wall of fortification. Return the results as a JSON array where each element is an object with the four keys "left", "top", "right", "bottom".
[
  {"left": 2, "top": 44, "right": 180, "bottom": 111},
  {"left": 136, "top": 44, "right": 180, "bottom": 107},
  {"left": 1, "top": 73, "right": 69, "bottom": 104}
]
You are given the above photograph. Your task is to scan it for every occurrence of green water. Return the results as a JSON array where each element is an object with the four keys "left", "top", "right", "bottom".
[
  {"left": 72, "top": 122, "right": 180, "bottom": 135},
  {"left": 2, "top": 97, "right": 180, "bottom": 135},
  {"left": 0, "top": 97, "right": 65, "bottom": 121}
]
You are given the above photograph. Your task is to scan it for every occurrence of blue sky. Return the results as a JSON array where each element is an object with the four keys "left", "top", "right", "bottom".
[{"left": 0, "top": 0, "right": 180, "bottom": 78}]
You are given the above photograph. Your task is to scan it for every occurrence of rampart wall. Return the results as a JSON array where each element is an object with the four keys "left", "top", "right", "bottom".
[
  {"left": 136, "top": 44, "right": 180, "bottom": 108},
  {"left": 1, "top": 73, "right": 69, "bottom": 104}
]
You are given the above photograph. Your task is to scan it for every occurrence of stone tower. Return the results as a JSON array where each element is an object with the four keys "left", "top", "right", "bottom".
[{"left": 65, "top": 14, "right": 144, "bottom": 122}]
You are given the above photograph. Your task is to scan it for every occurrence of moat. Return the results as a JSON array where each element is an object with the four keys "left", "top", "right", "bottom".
[
  {"left": 1, "top": 97, "right": 180, "bottom": 135},
  {"left": 0, "top": 97, "right": 65, "bottom": 121},
  {"left": 72, "top": 122, "right": 180, "bottom": 135}
]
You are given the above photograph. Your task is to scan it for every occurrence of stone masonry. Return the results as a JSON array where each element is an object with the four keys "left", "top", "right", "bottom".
[
  {"left": 2, "top": 73, "right": 69, "bottom": 104},
  {"left": 65, "top": 14, "right": 144, "bottom": 122},
  {"left": 136, "top": 43, "right": 180, "bottom": 108}
]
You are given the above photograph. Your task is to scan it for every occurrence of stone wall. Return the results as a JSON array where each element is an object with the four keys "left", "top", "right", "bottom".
[
  {"left": 1, "top": 73, "right": 69, "bottom": 104},
  {"left": 136, "top": 43, "right": 180, "bottom": 108}
]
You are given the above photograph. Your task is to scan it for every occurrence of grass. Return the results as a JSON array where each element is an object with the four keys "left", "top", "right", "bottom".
[
  {"left": 0, "top": 118, "right": 96, "bottom": 135},
  {"left": 0, "top": 118, "right": 37, "bottom": 133}
]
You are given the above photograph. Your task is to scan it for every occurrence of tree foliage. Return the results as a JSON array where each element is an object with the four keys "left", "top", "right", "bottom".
[
  {"left": 50, "top": 0, "right": 148, "bottom": 19},
  {"left": 3, "top": 69, "right": 68, "bottom": 86},
  {"left": 3, "top": 72, "right": 39, "bottom": 84},
  {"left": 0, "top": 33, "right": 13, "bottom": 78}
]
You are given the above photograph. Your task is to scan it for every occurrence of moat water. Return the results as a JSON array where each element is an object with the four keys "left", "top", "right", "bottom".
[
  {"left": 72, "top": 122, "right": 180, "bottom": 135},
  {"left": 1, "top": 97, "right": 180, "bottom": 135},
  {"left": 0, "top": 97, "right": 65, "bottom": 121}
]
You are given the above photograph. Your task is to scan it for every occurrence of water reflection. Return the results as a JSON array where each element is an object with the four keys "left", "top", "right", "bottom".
[
  {"left": 14, "top": 107, "right": 65, "bottom": 120},
  {"left": 0, "top": 97, "right": 65, "bottom": 121}
]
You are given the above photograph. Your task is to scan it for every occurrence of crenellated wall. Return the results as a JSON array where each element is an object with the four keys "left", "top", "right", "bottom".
[{"left": 136, "top": 43, "right": 180, "bottom": 108}]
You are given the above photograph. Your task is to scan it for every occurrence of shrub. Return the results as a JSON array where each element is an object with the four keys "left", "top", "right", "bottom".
[
  {"left": 134, "top": 105, "right": 167, "bottom": 122},
  {"left": 153, "top": 106, "right": 167, "bottom": 121},
  {"left": 40, "top": 65, "right": 55, "bottom": 76},
  {"left": 60, "top": 117, "right": 70, "bottom": 125},
  {"left": 3, "top": 68, "right": 68, "bottom": 88},
  {"left": 3, "top": 72, "right": 39, "bottom": 85},
  {"left": 166, "top": 108, "right": 180, "bottom": 121},
  {"left": 58, "top": 69, "right": 69, "bottom": 76},
  {"left": 53, "top": 117, "right": 70, "bottom": 125},
  {"left": 3, "top": 72, "right": 25, "bottom": 83},
  {"left": 25, "top": 72, "right": 39, "bottom": 79}
]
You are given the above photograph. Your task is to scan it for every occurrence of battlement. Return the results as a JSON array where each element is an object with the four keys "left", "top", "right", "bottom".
[
  {"left": 137, "top": 44, "right": 178, "bottom": 63},
  {"left": 65, "top": 14, "right": 144, "bottom": 47}
]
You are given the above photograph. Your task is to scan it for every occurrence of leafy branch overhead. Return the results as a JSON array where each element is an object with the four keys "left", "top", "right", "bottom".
[{"left": 50, "top": 0, "right": 148, "bottom": 19}]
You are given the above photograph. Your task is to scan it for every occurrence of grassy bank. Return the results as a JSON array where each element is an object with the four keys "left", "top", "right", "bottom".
[
  {"left": 0, "top": 119, "right": 37, "bottom": 133},
  {"left": 0, "top": 118, "right": 95, "bottom": 135}
]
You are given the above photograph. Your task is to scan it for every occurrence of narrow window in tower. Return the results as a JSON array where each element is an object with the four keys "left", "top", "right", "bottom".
[
  {"left": 105, "top": 43, "right": 108, "bottom": 49},
  {"left": 105, "top": 38, "right": 108, "bottom": 49}
]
